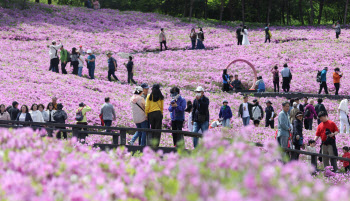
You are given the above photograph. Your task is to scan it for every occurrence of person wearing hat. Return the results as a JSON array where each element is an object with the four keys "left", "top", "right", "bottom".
[
  {"left": 238, "top": 96, "right": 253, "bottom": 126},
  {"left": 333, "top": 21, "right": 341, "bottom": 39},
  {"left": 145, "top": 84, "right": 164, "bottom": 147},
  {"left": 85, "top": 49, "right": 96, "bottom": 79},
  {"left": 318, "top": 67, "right": 328, "bottom": 94},
  {"left": 129, "top": 86, "right": 148, "bottom": 146},
  {"left": 292, "top": 111, "right": 304, "bottom": 160},
  {"left": 289, "top": 102, "right": 300, "bottom": 125},
  {"left": 49, "top": 40, "right": 62, "bottom": 73},
  {"left": 251, "top": 99, "right": 264, "bottom": 126},
  {"left": 75, "top": 102, "right": 92, "bottom": 140},
  {"left": 265, "top": 100, "right": 275, "bottom": 128},
  {"left": 52, "top": 103, "right": 67, "bottom": 139},
  {"left": 124, "top": 56, "right": 137, "bottom": 85},
  {"left": 106, "top": 52, "right": 120, "bottom": 83},
  {"left": 168, "top": 87, "right": 186, "bottom": 146},
  {"left": 281, "top": 63, "right": 292, "bottom": 92},
  {"left": 219, "top": 99, "right": 232, "bottom": 128},
  {"left": 78, "top": 45, "right": 85, "bottom": 56},
  {"left": 192, "top": 86, "right": 209, "bottom": 148},
  {"left": 141, "top": 83, "right": 149, "bottom": 100}
]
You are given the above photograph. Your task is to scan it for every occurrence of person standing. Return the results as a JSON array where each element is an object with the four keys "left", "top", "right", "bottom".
[
  {"left": 71, "top": 47, "right": 79, "bottom": 75},
  {"left": 236, "top": 24, "right": 243, "bottom": 45},
  {"left": 277, "top": 101, "right": 291, "bottom": 151},
  {"left": 86, "top": 49, "right": 96, "bottom": 79},
  {"left": 159, "top": 28, "right": 167, "bottom": 51},
  {"left": 271, "top": 66, "right": 279, "bottom": 92},
  {"left": 53, "top": 103, "right": 67, "bottom": 139},
  {"left": 38, "top": 104, "right": 48, "bottom": 122},
  {"left": 315, "top": 98, "right": 327, "bottom": 125},
  {"left": 124, "top": 56, "right": 137, "bottom": 85},
  {"left": 222, "top": 69, "right": 230, "bottom": 92},
  {"left": 8, "top": 101, "right": 19, "bottom": 121},
  {"left": 196, "top": 28, "right": 205, "bottom": 49},
  {"left": 333, "top": 21, "right": 341, "bottom": 39},
  {"left": 219, "top": 100, "right": 233, "bottom": 128},
  {"left": 141, "top": 83, "right": 149, "bottom": 100},
  {"left": 77, "top": 52, "right": 84, "bottom": 77},
  {"left": 60, "top": 45, "right": 69, "bottom": 74},
  {"left": 192, "top": 86, "right": 209, "bottom": 148},
  {"left": 74, "top": 102, "right": 91, "bottom": 140},
  {"left": 78, "top": 45, "right": 85, "bottom": 56},
  {"left": 318, "top": 67, "right": 329, "bottom": 94},
  {"left": 292, "top": 112, "right": 304, "bottom": 160},
  {"left": 168, "top": 87, "right": 186, "bottom": 146},
  {"left": 281, "top": 64, "right": 292, "bottom": 92},
  {"left": 265, "top": 101, "right": 275, "bottom": 128},
  {"left": 264, "top": 24, "right": 271, "bottom": 43},
  {"left": 251, "top": 99, "right": 264, "bottom": 126},
  {"left": 49, "top": 40, "right": 62, "bottom": 73},
  {"left": 16, "top": 105, "right": 33, "bottom": 124},
  {"left": 314, "top": 111, "right": 339, "bottom": 172},
  {"left": 29, "top": 104, "right": 45, "bottom": 130},
  {"left": 52, "top": 97, "right": 58, "bottom": 110},
  {"left": 333, "top": 68, "right": 343, "bottom": 95},
  {"left": 338, "top": 99, "right": 349, "bottom": 134},
  {"left": 46, "top": 102, "right": 56, "bottom": 137},
  {"left": 106, "top": 52, "right": 120, "bottom": 82},
  {"left": 145, "top": 84, "right": 164, "bottom": 147},
  {"left": 289, "top": 102, "right": 300, "bottom": 125},
  {"left": 190, "top": 28, "right": 197, "bottom": 49},
  {"left": 0, "top": 104, "right": 10, "bottom": 121},
  {"left": 242, "top": 26, "right": 250, "bottom": 46},
  {"left": 303, "top": 97, "right": 309, "bottom": 128},
  {"left": 304, "top": 100, "right": 318, "bottom": 130},
  {"left": 238, "top": 96, "right": 253, "bottom": 126},
  {"left": 100, "top": 97, "right": 116, "bottom": 128},
  {"left": 294, "top": 98, "right": 304, "bottom": 113}
]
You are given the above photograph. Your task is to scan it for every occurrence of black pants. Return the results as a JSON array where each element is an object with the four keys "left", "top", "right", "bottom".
[
  {"left": 148, "top": 111, "right": 163, "bottom": 147},
  {"left": 346, "top": 166, "right": 350, "bottom": 172},
  {"left": 108, "top": 70, "right": 119, "bottom": 82},
  {"left": 75, "top": 122, "right": 88, "bottom": 140},
  {"left": 265, "top": 36, "right": 271, "bottom": 43},
  {"left": 336, "top": 32, "right": 340, "bottom": 39},
  {"left": 306, "top": 118, "right": 313, "bottom": 130},
  {"left": 61, "top": 62, "right": 68, "bottom": 74},
  {"left": 273, "top": 81, "right": 279, "bottom": 92},
  {"left": 50, "top": 58, "right": 59, "bottom": 73},
  {"left": 172, "top": 120, "right": 184, "bottom": 146},
  {"left": 127, "top": 71, "right": 137, "bottom": 84},
  {"left": 304, "top": 119, "right": 309, "bottom": 130},
  {"left": 72, "top": 61, "right": 79, "bottom": 75},
  {"left": 282, "top": 77, "right": 290, "bottom": 92},
  {"left": 334, "top": 83, "right": 340, "bottom": 95},
  {"left": 160, "top": 41, "right": 167, "bottom": 51},
  {"left": 291, "top": 144, "right": 301, "bottom": 160},
  {"left": 265, "top": 120, "right": 274, "bottom": 128},
  {"left": 56, "top": 127, "right": 67, "bottom": 139},
  {"left": 318, "top": 81, "right": 328, "bottom": 94},
  {"left": 237, "top": 36, "right": 243, "bottom": 45},
  {"left": 222, "top": 83, "right": 229, "bottom": 92}
]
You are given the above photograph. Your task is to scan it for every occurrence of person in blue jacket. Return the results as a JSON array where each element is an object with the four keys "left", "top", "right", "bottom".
[
  {"left": 222, "top": 69, "right": 230, "bottom": 92},
  {"left": 318, "top": 67, "right": 328, "bottom": 94},
  {"left": 255, "top": 76, "right": 266, "bottom": 92},
  {"left": 168, "top": 87, "right": 187, "bottom": 146},
  {"left": 219, "top": 99, "right": 233, "bottom": 127}
]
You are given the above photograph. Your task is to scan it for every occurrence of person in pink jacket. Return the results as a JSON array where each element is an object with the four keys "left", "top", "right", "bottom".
[
  {"left": 304, "top": 100, "right": 318, "bottom": 130},
  {"left": 0, "top": 104, "right": 10, "bottom": 121}
]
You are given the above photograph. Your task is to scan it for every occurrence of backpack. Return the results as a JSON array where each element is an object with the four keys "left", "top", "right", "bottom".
[
  {"left": 252, "top": 106, "right": 262, "bottom": 120},
  {"left": 258, "top": 80, "right": 265, "bottom": 90},
  {"left": 316, "top": 71, "right": 322, "bottom": 82},
  {"left": 304, "top": 108, "right": 311, "bottom": 118},
  {"left": 53, "top": 111, "right": 64, "bottom": 122},
  {"left": 75, "top": 107, "right": 84, "bottom": 121},
  {"left": 66, "top": 51, "right": 71, "bottom": 62},
  {"left": 273, "top": 71, "right": 279, "bottom": 82}
]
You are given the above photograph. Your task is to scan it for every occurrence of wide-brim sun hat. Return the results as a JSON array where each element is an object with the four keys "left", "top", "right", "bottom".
[{"left": 195, "top": 86, "right": 204, "bottom": 92}]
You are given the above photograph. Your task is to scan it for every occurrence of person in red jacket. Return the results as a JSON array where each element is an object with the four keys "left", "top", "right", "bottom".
[{"left": 341, "top": 146, "right": 350, "bottom": 172}]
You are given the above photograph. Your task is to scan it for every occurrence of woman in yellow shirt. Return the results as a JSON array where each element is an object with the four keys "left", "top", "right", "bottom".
[
  {"left": 145, "top": 84, "right": 164, "bottom": 147},
  {"left": 75, "top": 102, "right": 91, "bottom": 140}
]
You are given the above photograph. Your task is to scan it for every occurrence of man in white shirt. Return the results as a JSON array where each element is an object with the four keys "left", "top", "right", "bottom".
[
  {"left": 238, "top": 96, "right": 253, "bottom": 126},
  {"left": 49, "top": 40, "right": 62, "bottom": 73},
  {"left": 281, "top": 63, "right": 292, "bottom": 92}
]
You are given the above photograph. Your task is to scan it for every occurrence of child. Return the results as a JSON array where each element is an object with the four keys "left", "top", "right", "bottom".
[
  {"left": 185, "top": 101, "right": 202, "bottom": 134},
  {"left": 306, "top": 140, "right": 317, "bottom": 169},
  {"left": 341, "top": 146, "right": 350, "bottom": 172},
  {"left": 253, "top": 120, "right": 260, "bottom": 127},
  {"left": 209, "top": 119, "right": 222, "bottom": 129},
  {"left": 219, "top": 100, "right": 232, "bottom": 128}
]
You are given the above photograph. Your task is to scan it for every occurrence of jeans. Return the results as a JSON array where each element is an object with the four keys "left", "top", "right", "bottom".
[
  {"left": 318, "top": 81, "right": 328, "bottom": 94},
  {"left": 273, "top": 81, "right": 279, "bottom": 92},
  {"left": 191, "top": 39, "right": 196, "bottom": 49},
  {"left": 89, "top": 66, "right": 95, "bottom": 79},
  {"left": 50, "top": 58, "right": 59, "bottom": 73},
  {"left": 277, "top": 135, "right": 289, "bottom": 159},
  {"left": 127, "top": 71, "right": 137, "bottom": 84},
  {"left": 131, "top": 120, "right": 148, "bottom": 146},
  {"left": 265, "top": 120, "right": 274, "bottom": 128},
  {"left": 242, "top": 116, "right": 250, "bottom": 126},
  {"left": 61, "top": 62, "right": 68, "bottom": 74},
  {"left": 322, "top": 144, "right": 338, "bottom": 171},
  {"left": 171, "top": 120, "right": 184, "bottom": 146},
  {"left": 196, "top": 39, "right": 205, "bottom": 49},
  {"left": 222, "top": 118, "right": 231, "bottom": 127},
  {"left": 160, "top": 41, "right": 167, "bottom": 51},
  {"left": 108, "top": 70, "right": 119, "bottom": 82},
  {"left": 104, "top": 120, "right": 112, "bottom": 132},
  {"left": 193, "top": 121, "right": 209, "bottom": 148},
  {"left": 78, "top": 66, "right": 83, "bottom": 77},
  {"left": 257, "top": 88, "right": 265, "bottom": 92},
  {"left": 148, "top": 111, "right": 163, "bottom": 147},
  {"left": 334, "top": 83, "right": 340, "bottom": 95}
]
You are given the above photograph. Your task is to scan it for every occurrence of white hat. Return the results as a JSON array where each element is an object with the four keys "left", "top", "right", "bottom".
[
  {"left": 87, "top": 49, "right": 92, "bottom": 54},
  {"left": 195, "top": 86, "right": 204, "bottom": 92},
  {"left": 135, "top": 86, "right": 143, "bottom": 93},
  {"left": 52, "top": 40, "right": 56, "bottom": 44}
]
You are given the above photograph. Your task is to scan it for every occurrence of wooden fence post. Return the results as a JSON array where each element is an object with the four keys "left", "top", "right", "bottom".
[
  {"left": 120, "top": 130, "right": 126, "bottom": 145},
  {"left": 112, "top": 133, "right": 119, "bottom": 145}
]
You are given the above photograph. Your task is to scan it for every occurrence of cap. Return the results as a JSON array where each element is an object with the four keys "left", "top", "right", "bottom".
[
  {"left": 223, "top": 99, "right": 228, "bottom": 103},
  {"left": 293, "top": 102, "right": 298, "bottom": 106},
  {"left": 79, "top": 45, "right": 82, "bottom": 48},
  {"left": 266, "top": 100, "right": 272, "bottom": 104},
  {"left": 134, "top": 86, "right": 143, "bottom": 93},
  {"left": 52, "top": 40, "right": 56, "bottom": 44},
  {"left": 79, "top": 102, "right": 85, "bottom": 107},
  {"left": 195, "top": 86, "right": 204, "bottom": 92},
  {"left": 253, "top": 99, "right": 258, "bottom": 103},
  {"left": 295, "top": 111, "right": 304, "bottom": 118},
  {"left": 87, "top": 49, "right": 92, "bottom": 54},
  {"left": 140, "top": 83, "right": 149, "bottom": 89},
  {"left": 106, "top": 52, "right": 113, "bottom": 55}
]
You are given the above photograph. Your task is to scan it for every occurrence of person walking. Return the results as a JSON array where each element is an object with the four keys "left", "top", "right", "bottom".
[
  {"left": 303, "top": 97, "right": 309, "bottom": 128},
  {"left": 145, "top": 84, "right": 164, "bottom": 147},
  {"left": 271, "top": 66, "right": 279, "bottom": 92},
  {"left": 16, "top": 105, "right": 33, "bottom": 125},
  {"left": 281, "top": 64, "right": 292, "bottom": 92},
  {"left": 338, "top": 99, "right": 349, "bottom": 134},
  {"left": 77, "top": 52, "right": 84, "bottom": 77},
  {"left": 8, "top": 101, "right": 19, "bottom": 121},
  {"left": 190, "top": 28, "right": 197, "bottom": 49},
  {"left": 238, "top": 96, "right": 253, "bottom": 126},
  {"left": 71, "top": 47, "right": 79, "bottom": 75},
  {"left": 106, "top": 52, "right": 120, "bottom": 83},
  {"left": 264, "top": 24, "right": 271, "bottom": 43},
  {"left": 333, "top": 68, "right": 343, "bottom": 95},
  {"left": 222, "top": 69, "right": 230, "bottom": 92},
  {"left": 100, "top": 97, "right": 116, "bottom": 128},
  {"left": 318, "top": 67, "right": 328, "bottom": 94},
  {"left": 46, "top": 102, "right": 56, "bottom": 137},
  {"left": 333, "top": 21, "right": 341, "bottom": 39},
  {"left": 236, "top": 24, "right": 243, "bottom": 45},
  {"left": 159, "top": 28, "right": 167, "bottom": 51},
  {"left": 292, "top": 112, "right": 304, "bottom": 160},
  {"left": 75, "top": 103, "right": 92, "bottom": 140},
  {"left": 277, "top": 101, "right": 291, "bottom": 153},
  {"left": 124, "top": 56, "right": 137, "bottom": 85},
  {"left": 49, "top": 40, "right": 62, "bottom": 73},
  {"left": 314, "top": 111, "right": 339, "bottom": 172},
  {"left": 86, "top": 50, "right": 96, "bottom": 79},
  {"left": 289, "top": 102, "right": 300, "bottom": 125},
  {"left": 60, "top": 45, "right": 69, "bottom": 74},
  {"left": 255, "top": 76, "right": 266, "bottom": 92},
  {"left": 304, "top": 100, "right": 318, "bottom": 130},
  {"left": 242, "top": 26, "right": 250, "bottom": 46},
  {"left": 192, "top": 86, "right": 209, "bottom": 148},
  {"left": 315, "top": 98, "right": 327, "bottom": 125},
  {"left": 219, "top": 100, "right": 233, "bottom": 128},
  {"left": 251, "top": 99, "right": 264, "bottom": 126},
  {"left": 53, "top": 103, "right": 67, "bottom": 140},
  {"left": 129, "top": 86, "right": 148, "bottom": 146},
  {"left": 265, "top": 101, "right": 275, "bottom": 128},
  {"left": 168, "top": 87, "right": 186, "bottom": 146},
  {"left": 196, "top": 28, "right": 205, "bottom": 49},
  {"left": 0, "top": 104, "right": 10, "bottom": 121}
]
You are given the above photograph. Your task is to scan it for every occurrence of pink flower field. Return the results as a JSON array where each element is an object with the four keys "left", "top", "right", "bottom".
[{"left": 1, "top": 3, "right": 350, "bottom": 199}]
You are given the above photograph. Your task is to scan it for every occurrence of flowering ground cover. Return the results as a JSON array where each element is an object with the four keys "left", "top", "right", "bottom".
[{"left": 1, "top": 3, "right": 350, "bottom": 196}]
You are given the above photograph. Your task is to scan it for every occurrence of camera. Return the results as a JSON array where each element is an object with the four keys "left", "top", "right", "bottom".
[{"left": 171, "top": 99, "right": 176, "bottom": 104}]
